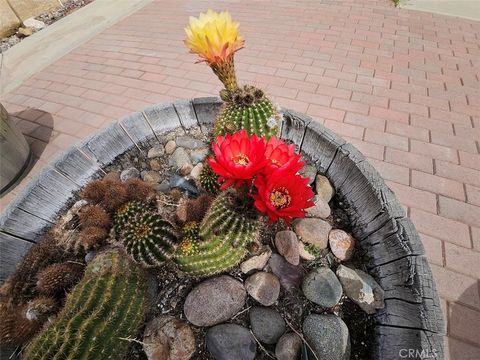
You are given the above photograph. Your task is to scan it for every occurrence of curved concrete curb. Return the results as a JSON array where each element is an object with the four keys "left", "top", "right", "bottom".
[{"left": 0, "top": 97, "right": 444, "bottom": 359}]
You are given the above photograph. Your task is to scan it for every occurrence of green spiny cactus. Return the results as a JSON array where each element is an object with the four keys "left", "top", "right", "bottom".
[
  {"left": 23, "top": 250, "right": 148, "bottom": 360},
  {"left": 199, "top": 163, "right": 220, "bottom": 194},
  {"left": 173, "top": 191, "right": 259, "bottom": 276},
  {"left": 114, "top": 201, "right": 178, "bottom": 267},
  {"left": 214, "top": 85, "right": 280, "bottom": 138}
]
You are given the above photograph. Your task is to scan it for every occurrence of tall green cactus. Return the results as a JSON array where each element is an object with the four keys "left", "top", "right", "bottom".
[
  {"left": 23, "top": 250, "right": 147, "bottom": 360},
  {"left": 114, "top": 201, "right": 178, "bottom": 267},
  {"left": 174, "top": 191, "right": 259, "bottom": 276},
  {"left": 214, "top": 85, "right": 279, "bottom": 139}
]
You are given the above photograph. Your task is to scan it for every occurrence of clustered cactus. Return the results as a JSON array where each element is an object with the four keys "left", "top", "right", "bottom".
[
  {"left": 215, "top": 85, "right": 280, "bottom": 139},
  {"left": 115, "top": 201, "right": 178, "bottom": 267},
  {"left": 173, "top": 191, "right": 259, "bottom": 276},
  {"left": 23, "top": 250, "right": 148, "bottom": 360}
]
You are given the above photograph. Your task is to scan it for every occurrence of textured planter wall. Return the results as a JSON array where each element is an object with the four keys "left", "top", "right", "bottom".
[{"left": 0, "top": 98, "right": 444, "bottom": 359}]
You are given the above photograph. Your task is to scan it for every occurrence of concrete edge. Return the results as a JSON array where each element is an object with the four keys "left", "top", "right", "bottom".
[{"left": 0, "top": 0, "right": 153, "bottom": 96}]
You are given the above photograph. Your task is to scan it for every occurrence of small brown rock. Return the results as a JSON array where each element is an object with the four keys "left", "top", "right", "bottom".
[
  {"left": 190, "top": 163, "right": 203, "bottom": 179},
  {"left": 149, "top": 159, "right": 162, "bottom": 171},
  {"left": 103, "top": 171, "right": 121, "bottom": 182},
  {"left": 306, "top": 197, "right": 331, "bottom": 219},
  {"left": 17, "top": 27, "right": 33, "bottom": 37},
  {"left": 240, "top": 247, "right": 272, "bottom": 274},
  {"left": 180, "top": 163, "right": 193, "bottom": 176},
  {"left": 165, "top": 140, "right": 176, "bottom": 154},
  {"left": 274, "top": 230, "right": 300, "bottom": 265},
  {"left": 275, "top": 333, "right": 302, "bottom": 360},
  {"left": 245, "top": 272, "right": 280, "bottom": 306},
  {"left": 141, "top": 170, "right": 162, "bottom": 183},
  {"left": 143, "top": 316, "right": 195, "bottom": 360},
  {"left": 315, "top": 175, "right": 334, "bottom": 203},
  {"left": 328, "top": 229, "right": 355, "bottom": 261},
  {"left": 184, "top": 275, "right": 247, "bottom": 327},
  {"left": 294, "top": 218, "right": 331, "bottom": 248}
]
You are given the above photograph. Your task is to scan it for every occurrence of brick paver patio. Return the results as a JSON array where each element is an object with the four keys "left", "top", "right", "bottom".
[{"left": 1, "top": 0, "right": 479, "bottom": 358}]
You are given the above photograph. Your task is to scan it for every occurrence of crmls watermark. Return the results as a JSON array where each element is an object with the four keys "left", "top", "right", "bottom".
[{"left": 399, "top": 348, "right": 439, "bottom": 359}]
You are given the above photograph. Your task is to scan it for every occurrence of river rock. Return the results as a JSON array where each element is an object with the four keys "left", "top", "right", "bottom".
[
  {"left": 268, "top": 254, "right": 304, "bottom": 292},
  {"left": 329, "top": 230, "right": 355, "bottom": 261},
  {"left": 306, "top": 197, "right": 331, "bottom": 219},
  {"left": 298, "top": 241, "right": 315, "bottom": 261},
  {"left": 143, "top": 316, "right": 195, "bottom": 360},
  {"left": 165, "top": 140, "right": 176, "bottom": 154},
  {"left": 148, "top": 144, "right": 165, "bottom": 158},
  {"left": 149, "top": 159, "right": 162, "bottom": 171},
  {"left": 120, "top": 167, "right": 139, "bottom": 182},
  {"left": 141, "top": 170, "right": 162, "bottom": 183},
  {"left": 293, "top": 218, "right": 331, "bottom": 248},
  {"left": 169, "top": 147, "right": 192, "bottom": 170},
  {"left": 206, "top": 324, "right": 256, "bottom": 360},
  {"left": 184, "top": 275, "right": 246, "bottom": 326},
  {"left": 275, "top": 333, "right": 302, "bottom": 360},
  {"left": 23, "top": 17, "right": 46, "bottom": 30},
  {"left": 302, "top": 267, "right": 342, "bottom": 308},
  {"left": 249, "top": 306, "right": 286, "bottom": 344},
  {"left": 274, "top": 230, "right": 299, "bottom": 265},
  {"left": 190, "top": 148, "right": 209, "bottom": 165},
  {"left": 299, "top": 164, "right": 317, "bottom": 184},
  {"left": 336, "top": 265, "right": 384, "bottom": 314},
  {"left": 103, "top": 171, "right": 121, "bottom": 181},
  {"left": 176, "top": 136, "right": 206, "bottom": 149},
  {"left": 240, "top": 247, "right": 272, "bottom": 274},
  {"left": 315, "top": 175, "right": 334, "bottom": 203},
  {"left": 190, "top": 163, "right": 203, "bottom": 179},
  {"left": 245, "top": 272, "right": 280, "bottom": 306},
  {"left": 303, "top": 314, "right": 350, "bottom": 360}
]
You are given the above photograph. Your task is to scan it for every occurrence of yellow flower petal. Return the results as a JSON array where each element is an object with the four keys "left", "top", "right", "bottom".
[{"left": 184, "top": 10, "right": 244, "bottom": 64}]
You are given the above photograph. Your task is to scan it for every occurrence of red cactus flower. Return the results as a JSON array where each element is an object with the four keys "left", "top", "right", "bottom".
[
  {"left": 208, "top": 129, "right": 268, "bottom": 189},
  {"left": 253, "top": 170, "right": 315, "bottom": 223},
  {"left": 264, "top": 136, "right": 304, "bottom": 175}
]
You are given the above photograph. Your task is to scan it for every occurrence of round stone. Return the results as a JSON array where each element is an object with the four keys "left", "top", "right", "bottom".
[
  {"left": 245, "top": 272, "right": 280, "bottom": 306},
  {"left": 147, "top": 144, "right": 165, "bottom": 158},
  {"left": 206, "top": 324, "right": 256, "bottom": 360},
  {"left": 299, "top": 164, "right": 317, "bottom": 184},
  {"left": 189, "top": 163, "right": 203, "bottom": 179},
  {"left": 315, "top": 175, "right": 334, "bottom": 203},
  {"left": 336, "top": 265, "right": 384, "bottom": 314},
  {"left": 143, "top": 316, "right": 195, "bottom": 360},
  {"left": 165, "top": 140, "right": 176, "bottom": 154},
  {"left": 169, "top": 147, "right": 192, "bottom": 171},
  {"left": 293, "top": 218, "right": 331, "bottom": 248},
  {"left": 275, "top": 333, "right": 302, "bottom": 360},
  {"left": 190, "top": 148, "right": 209, "bottom": 165},
  {"left": 141, "top": 170, "right": 162, "bottom": 183},
  {"left": 183, "top": 275, "right": 246, "bottom": 327},
  {"left": 306, "top": 197, "right": 331, "bottom": 219},
  {"left": 176, "top": 136, "right": 206, "bottom": 149},
  {"left": 328, "top": 229, "right": 355, "bottom": 261},
  {"left": 249, "top": 306, "right": 286, "bottom": 345},
  {"left": 302, "top": 267, "right": 343, "bottom": 308},
  {"left": 303, "top": 314, "right": 350, "bottom": 360},
  {"left": 298, "top": 241, "right": 315, "bottom": 261},
  {"left": 149, "top": 159, "right": 162, "bottom": 171},
  {"left": 268, "top": 254, "right": 304, "bottom": 292},
  {"left": 274, "top": 230, "right": 300, "bottom": 265},
  {"left": 120, "top": 167, "right": 139, "bottom": 182}
]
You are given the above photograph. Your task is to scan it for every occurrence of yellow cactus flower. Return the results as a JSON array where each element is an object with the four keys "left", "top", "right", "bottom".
[{"left": 184, "top": 10, "right": 244, "bottom": 64}]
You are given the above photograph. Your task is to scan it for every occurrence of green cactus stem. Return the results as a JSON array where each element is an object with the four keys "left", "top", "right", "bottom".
[
  {"left": 114, "top": 201, "right": 178, "bottom": 267},
  {"left": 173, "top": 191, "right": 259, "bottom": 276},
  {"left": 214, "top": 85, "right": 280, "bottom": 138},
  {"left": 199, "top": 163, "right": 220, "bottom": 194},
  {"left": 23, "top": 250, "right": 148, "bottom": 360}
]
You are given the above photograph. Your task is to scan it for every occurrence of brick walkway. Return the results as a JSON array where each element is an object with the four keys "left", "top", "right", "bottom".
[{"left": 1, "top": 0, "right": 479, "bottom": 357}]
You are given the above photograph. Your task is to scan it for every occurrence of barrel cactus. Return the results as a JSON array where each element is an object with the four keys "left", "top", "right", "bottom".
[
  {"left": 173, "top": 191, "right": 259, "bottom": 276},
  {"left": 199, "top": 163, "right": 220, "bottom": 194},
  {"left": 23, "top": 250, "right": 148, "bottom": 360},
  {"left": 214, "top": 85, "right": 280, "bottom": 139},
  {"left": 114, "top": 201, "right": 178, "bottom": 267}
]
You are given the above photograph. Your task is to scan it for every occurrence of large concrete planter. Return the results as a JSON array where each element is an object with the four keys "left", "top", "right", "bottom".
[
  {"left": 0, "top": 98, "right": 444, "bottom": 359},
  {"left": 0, "top": 103, "right": 32, "bottom": 195}
]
